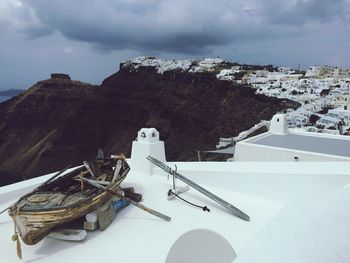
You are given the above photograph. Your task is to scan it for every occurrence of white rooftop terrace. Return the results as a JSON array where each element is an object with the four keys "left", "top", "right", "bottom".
[
  {"left": 235, "top": 114, "right": 350, "bottom": 162},
  {"left": 1, "top": 127, "right": 350, "bottom": 262}
]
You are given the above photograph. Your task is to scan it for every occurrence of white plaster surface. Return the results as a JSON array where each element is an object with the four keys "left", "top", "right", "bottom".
[
  {"left": 235, "top": 187, "right": 350, "bottom": 263},
  {"left": 1, "top": 161, "right": 349, "bottom": 262}
]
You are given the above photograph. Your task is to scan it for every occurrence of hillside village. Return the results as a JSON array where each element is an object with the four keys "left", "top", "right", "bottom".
[
  {"left": 218, "top": 66, "right": 350, "bottom": 149},
  {"left": 123, "top": 56, "right": 350, "bottom": 149},
  {"left": 231, "top": 66, "right": 349, "bottom": 126},
  {"left": 218, "top": 64, "right": 350, "bottom": 147}
]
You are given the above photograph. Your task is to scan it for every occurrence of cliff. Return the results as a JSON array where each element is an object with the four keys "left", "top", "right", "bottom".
[{"left": 0, "top": 59, "right": 299, "bottom": 185}]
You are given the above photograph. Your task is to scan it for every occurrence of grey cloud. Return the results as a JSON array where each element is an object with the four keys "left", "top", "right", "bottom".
[
  {"left": 19, "top": 0, "right": 234, "bottom": 54},
  {"left": 263, "top": 0, "right": 349, "bottom": 25},
  {"left": 10, "top": 0, "right": 350, "bottom": 55}
]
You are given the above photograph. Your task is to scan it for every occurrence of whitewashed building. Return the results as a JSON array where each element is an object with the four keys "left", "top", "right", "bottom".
[
  {"left": 331, "top": 95, "right": 350, "bottom": 110},
  {"left": 327, "top": 108, "right": 350, "bottom": 122},
  {"left": 306, "top": 66, "right": 350, "bottom": 78}
]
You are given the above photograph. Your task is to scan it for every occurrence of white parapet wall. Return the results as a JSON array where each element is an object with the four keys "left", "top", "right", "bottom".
[
  {"left": 130, "top": 128, "right": 166, "bottom": 175},
  {"left": 235, "top": 113, "right": 350, "bottom": 162},
  {"left": 234, "top": 141, "right": 350, "bottom": 162}
]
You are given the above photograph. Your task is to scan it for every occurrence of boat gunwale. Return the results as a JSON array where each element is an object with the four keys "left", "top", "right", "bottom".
[{"left": 9, "top": 159, "right": 129, "bottom": 214}]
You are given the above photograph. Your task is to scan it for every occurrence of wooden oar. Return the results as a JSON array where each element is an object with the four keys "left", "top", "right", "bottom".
[
  {"left": 79, "top": 176, "right": 171, "bottom": 222},
  {"left": 83, "top": 161, "right": 96, "bottom": 178}
]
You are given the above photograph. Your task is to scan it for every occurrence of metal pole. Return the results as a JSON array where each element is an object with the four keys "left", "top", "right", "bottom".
[{"left": 147, "top": 156, "right": 250, "bottom": 222}]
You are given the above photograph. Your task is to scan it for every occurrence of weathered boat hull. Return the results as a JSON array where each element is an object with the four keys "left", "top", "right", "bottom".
[
  {"left": 11, "top": 188, "right": 112, "bottom": 245},
  {"left": 8, "top": 157, "right": 129, "bottom": 245}
]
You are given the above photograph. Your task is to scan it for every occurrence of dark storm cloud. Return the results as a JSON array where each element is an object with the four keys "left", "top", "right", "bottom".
[
  {"left": 19, "top": 0, "right": 233, "bottom": 54},
  {"left": 263, "top": 0, "right": 349, "bottom": 25},
  {"left": 6, "top": 0, "right": 350, "bottom": 55}
]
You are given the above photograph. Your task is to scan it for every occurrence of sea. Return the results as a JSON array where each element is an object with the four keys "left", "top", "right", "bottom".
[{"left": 0, "top": 96, "right": 9, "bottom": 103}]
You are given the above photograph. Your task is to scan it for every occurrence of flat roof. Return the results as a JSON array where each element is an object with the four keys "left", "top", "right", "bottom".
[
  {"left": 0, "top": 164, "right": 282, "bottom": 263},
  {"left": 1, "top": 162, "right": 350, "bottom": 262},
  {"left": 251, "top": 133, "right": 350, "bottom": 157},
  {"left": 235, "top": 187, "right": 350, "bottom": 263}
]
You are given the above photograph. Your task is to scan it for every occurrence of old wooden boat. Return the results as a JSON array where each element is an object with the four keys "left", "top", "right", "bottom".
[{"left": 8, "top": 156, "right": 130, "bottom": 245}]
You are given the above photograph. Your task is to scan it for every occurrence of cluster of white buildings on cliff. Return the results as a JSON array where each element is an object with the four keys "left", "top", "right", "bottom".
[
  {"left": 123, "top": 57, "right": 350, "bottom": 138},
  {"left": 217, "top": 64, "right": 350, "bottom": 137}
]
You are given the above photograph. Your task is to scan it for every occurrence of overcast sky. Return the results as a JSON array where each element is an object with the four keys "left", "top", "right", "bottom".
[{"left": 1, "top": 0, "right": 350, "bottom": 90}]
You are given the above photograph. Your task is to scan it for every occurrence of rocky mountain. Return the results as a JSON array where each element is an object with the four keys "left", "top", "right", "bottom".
[{"left": 0, "top": 58, "right": 299, "bottom": 186}]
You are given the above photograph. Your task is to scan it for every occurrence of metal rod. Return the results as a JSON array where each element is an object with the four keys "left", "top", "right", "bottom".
[
  {"left": 79, "top": 177, "right": 171, "bottom": 222},
  {"left": 147, "top": 156, "right": 250, "bottom": 222}
]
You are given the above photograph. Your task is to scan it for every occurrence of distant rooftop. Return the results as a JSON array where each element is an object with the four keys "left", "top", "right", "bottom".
[
  {"left": 252, "top": 133, "right": 350, "bottom": 157},
  {"left": 235, "top": 114, "right": 350, "bottom": 161}
]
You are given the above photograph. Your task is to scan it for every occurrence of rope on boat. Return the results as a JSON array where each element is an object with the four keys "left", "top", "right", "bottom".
[{"left": 11, "top": 206, "right": 22, "bottom": 259}]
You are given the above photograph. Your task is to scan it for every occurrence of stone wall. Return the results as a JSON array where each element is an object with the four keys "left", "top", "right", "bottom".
[{"left": 51, "top": 73, "right": 71, "bottom": 80}]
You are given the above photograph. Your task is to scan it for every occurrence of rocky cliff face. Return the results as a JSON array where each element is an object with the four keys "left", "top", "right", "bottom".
[
  {"left": 0, "top": 79, "right": 97, "bottom": 185},
  {"left": 0, "top": 58, "right": 299, "bottom": 185}
]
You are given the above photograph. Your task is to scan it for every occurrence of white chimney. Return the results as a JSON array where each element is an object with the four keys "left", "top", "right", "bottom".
[
  {"left": 130, "top": 128, "right": 166, "bottom": 175},
  {"left": 270, "top": 114, "right": 288, "bottom": 135}
]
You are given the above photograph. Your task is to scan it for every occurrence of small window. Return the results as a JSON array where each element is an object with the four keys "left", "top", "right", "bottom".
[
  {"left": 140, "top": 132, "right": 146, "bottom": 138},
  {"left": 277, "top": 118, "right": 280, "bottom": 122}
]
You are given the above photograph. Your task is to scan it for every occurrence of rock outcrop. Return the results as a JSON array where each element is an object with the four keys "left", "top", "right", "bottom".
[{"left": 50, "top": 73, "right": 71, "bottom": 80}]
